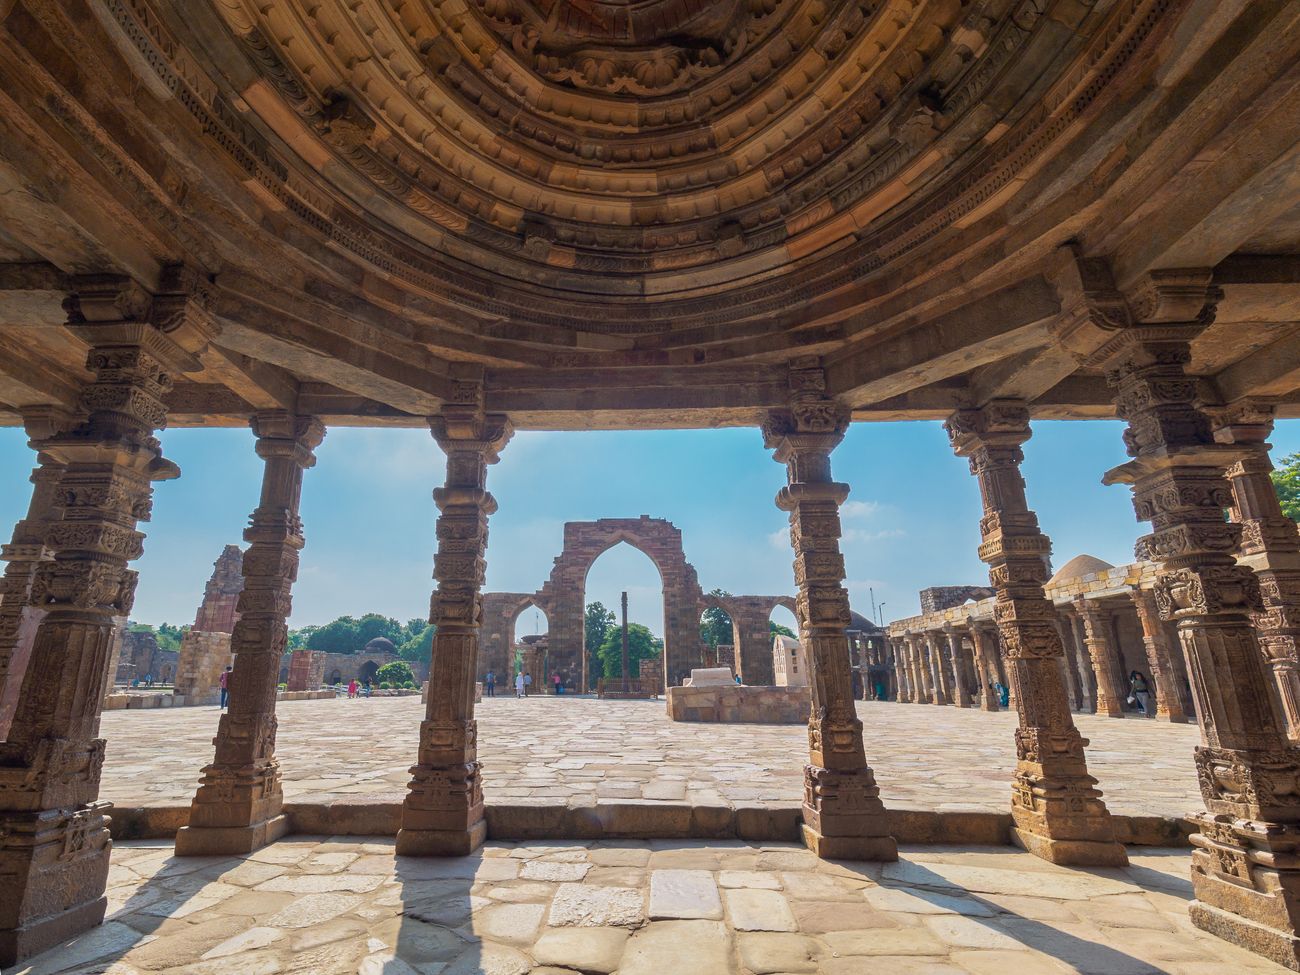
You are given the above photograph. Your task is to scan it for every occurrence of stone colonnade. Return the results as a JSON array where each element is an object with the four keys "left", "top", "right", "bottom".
[
  {"left": 3, "top": 315, "right": 1300, "bottom": 967},
  {"left": 887, "top": 566, "right": 1195, "bottom": 722}
]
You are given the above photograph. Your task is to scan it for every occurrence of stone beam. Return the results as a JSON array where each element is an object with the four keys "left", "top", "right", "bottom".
[
  {"left": 824, "top": 279, "right": 1061, "bottom": 408},
  {"left": 199, "top": 346, "right": 300, "bottom": 413},
  {"left": 1213, "top": 326, "right": 1300, "bottom": 403},
  {"left": 213, "top": 299, "right": 451, "bottom": 416}
]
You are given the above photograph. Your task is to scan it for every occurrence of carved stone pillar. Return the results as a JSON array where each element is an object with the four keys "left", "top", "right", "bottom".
[
  {"left": 1073, "top": 599, "right": 1127, "bottom": 718},
  {"left": 894, "top": 638, "right": 912, "bottom": 702},
  {"left": 176, "top": 413, "right": 324, "bottom": 855},
  {"left": 943, "top": 627, "right": 970, "bottom": 707},
  {"left": 947, "top": 401, "right": 1125, "bottom": 866},
  {"left": 1096, "top": 295, "right": 1300, "bottom": 967},
  {"left": 1129, "top": 587, "right": 1190, "bottom": 723},
  {"left": 763, "top": 362, "right": 895, "bottom": 861},
  {"left": 910, "top": 635, "right": 928, "bottom": 703},
  {"left": 0, "top": 273, "right": 206, "bottom": 964},
  {"left": 398, "top": 386, "right": 511, "bottom": 856},
  {"left": 1063, "top": 609, "right": 1097, "bottom": 712},
  {"left": 0, "top": 411, "right": 73, "bottom": 740},
  {"left": 925, "top": 632, "right": 950, "bottom": 705},
  {"left": 1209, "top": 402, "right": 1300, "bottom": 740},
  {"left": 1052, "top": 618, "right": 1080, "bottom": 711},
  {"left": 968, "top": 623, "right": 1000, "bottom": 711}
]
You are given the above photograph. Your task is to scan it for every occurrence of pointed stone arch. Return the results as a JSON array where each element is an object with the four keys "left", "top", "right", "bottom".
[{"left": 537, "top": 517, "right": 703, "bottom": 689}]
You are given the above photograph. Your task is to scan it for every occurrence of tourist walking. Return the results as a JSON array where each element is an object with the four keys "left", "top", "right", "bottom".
[
  {"left": 1128, "top": 670, "right": 1153, "bottom": 717},
  {"left": 219, "top": 665, "right": 232, "bottom": 709},
  {"left": 515, "top": 671, "right": 525, "bottom": 698},
  {"left": 552, "top": 671, "right": 561, "bottom": 695},
  {"left": 994, "top": 680, "right": 1009, "bottom": 708},
  {"left": 347, "top": 678, "right": 358, "bottom": 699},
  {"left": 485, "top": 670, "right": 496, "bottom": 697},
  {"left": 524, "top": 671, "right": 533, "bottom": 696}
]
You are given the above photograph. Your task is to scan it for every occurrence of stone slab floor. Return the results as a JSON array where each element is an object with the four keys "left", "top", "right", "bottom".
[
  {"left": 99, "top": 698, "right": 1202, "bottom": 816},
  {"left": 15, "top": 837, "right": 1288, "bottom": 975}
]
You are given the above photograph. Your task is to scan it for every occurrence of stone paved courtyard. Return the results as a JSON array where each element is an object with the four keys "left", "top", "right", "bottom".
[
  {"left": 15, "top": 837, "right": 1289, "bottom": 975},
  {"left": 99, "top": 698, "right": 1203, "bottom": 816}
]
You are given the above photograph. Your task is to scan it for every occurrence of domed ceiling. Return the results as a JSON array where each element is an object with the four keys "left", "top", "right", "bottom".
[{"left": 198, "top": 0, "right": 1053, "bottom": 333}]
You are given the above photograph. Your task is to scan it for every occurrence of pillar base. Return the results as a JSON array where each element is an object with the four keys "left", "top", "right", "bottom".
[
  {"left": 1191, "top": 896, "right": 1300, "bottom": 972},
  {"left": 174, "top": 813, "right": 290, "bottom": 856},
  {"left": 395, "top": 818, "right": 487, "bottom": 857},
  {"left": 1011, "top": 826, "right": 1128, "bottom": 867},
  {"left": 0, "top": 894, "right": 107, "bottom": 968},
  {"left": 800, "top": 823, "right": 898, "bottom": 862}
]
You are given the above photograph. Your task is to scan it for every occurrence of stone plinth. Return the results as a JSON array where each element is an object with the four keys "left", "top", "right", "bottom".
[
  {"left": 685, "top": 667, "right": 735, "bottom": 686},
  {"left": 173, "top": 630, "right": 232, "bottom": 703},
  {"left": 597, "top": 677, "right": 657, "bottom": 699},
  {"left": 420, "top": 681, "right": 482, "bottom": 704},
  {"left": 667, "top": 684, "right": 810, "bottom": 724}
]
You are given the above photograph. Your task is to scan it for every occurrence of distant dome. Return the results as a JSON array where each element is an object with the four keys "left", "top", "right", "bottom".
[
  {"left": 1048, "top": 555, "right": 1115, "bottom": 586},
  {"left": 363, "top": 637, "right": 397, "bottom": 655}
]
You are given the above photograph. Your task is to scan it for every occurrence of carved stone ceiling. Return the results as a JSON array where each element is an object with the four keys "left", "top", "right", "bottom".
[{"left": 175, "top": 0, "right": 1070, "bottom": 337}]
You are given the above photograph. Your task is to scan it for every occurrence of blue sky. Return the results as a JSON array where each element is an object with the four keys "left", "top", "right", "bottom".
[{"left": 3, "top": 418, "right": 1299, "bottom": 638}]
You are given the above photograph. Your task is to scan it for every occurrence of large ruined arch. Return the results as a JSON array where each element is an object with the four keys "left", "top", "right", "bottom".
[
  {"left": 479, "top": 592, "right": 553, "bottom": 682},
  {"left": 698, "top": 593, "right": 799, "bottom": 686},
  {"left": 537, "top": 517, "right": 703, "bottom": 689}
]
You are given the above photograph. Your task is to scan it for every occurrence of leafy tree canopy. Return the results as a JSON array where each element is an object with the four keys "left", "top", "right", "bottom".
[
  {"left": 299, "top": 615, "right": 428, "bottom": 655},
  {"left": 585, "top": 601, "right": 616, "bottom": 690},
  {"left": 769, "top": 620, "right": 796, "bottom": 639},
  {"left": 596, "top": 622, "right": 662, "bottom": 681},
  {"left": 700, "top": 588, "right": 733, "bottom": 648},
  {"left": 398, "top": 623, "right": 434, "bottom": 663},
  {"left": 1273, "top": 452, "right": 1300, "bottom": 522},
  {"left": 376, "top": 660, "right": 415, "bottom": 686},
  {"left": 127, "top": 622, "right": 189, "bottom": 653}
]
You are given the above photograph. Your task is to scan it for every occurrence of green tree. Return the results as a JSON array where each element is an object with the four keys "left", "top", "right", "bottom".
[
  {"left": 398, "top": 623, "right": 434, "bottom": 663},
  {"left": 585, "top": 601, "right": 615, "bottom": 690},
  {"left": 1273, "top": 452, "right": 1300, "bottom": 522},
  {"left": 699, "top": 588, "right": 733, "bottom": 648},
  {"left": 596, "top": 622, "right": 661, "bottom": 681},
  {"left": 156, "top": 622, "right": 189, "bottom": 652},
  {"left": 287, "top": 625, "right": 318, "bottom": 651},
  {"left": 376, "top": 660, "right": 415, "bottom": 686},
  {"left": 305, "top": 616, "right": 362, "bottom": 653},
  {"left": 769, "top": 620, "right": 796, "bottom": 639}
]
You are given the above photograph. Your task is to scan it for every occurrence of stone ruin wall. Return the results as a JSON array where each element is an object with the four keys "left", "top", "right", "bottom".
[
  {"left": 918, "top": 585, "right": 996, "bottom": 614},
  {"left": 174, "top": 545, "right": 243, "bottom": 702}
]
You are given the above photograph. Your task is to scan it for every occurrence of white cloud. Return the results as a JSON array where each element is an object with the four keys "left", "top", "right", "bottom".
[
  {"left": 843, "top": 527, "right": 905, "bottom": 544},
  {"left": 768, "top": 527, "right": 790, "bottom": 550},
  {"left": 841, "top": 500, "right": 881, "bottom": 519}
]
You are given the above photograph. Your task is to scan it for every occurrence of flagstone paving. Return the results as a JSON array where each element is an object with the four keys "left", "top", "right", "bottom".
[
  {"left": 15, "top": 838, "right": 1290, "bottom": 974},
  {"left": 98, "top": 697, "right": 1203, "bottom": 816}
]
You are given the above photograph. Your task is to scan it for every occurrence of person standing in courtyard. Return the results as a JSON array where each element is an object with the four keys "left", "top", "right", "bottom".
[
  {"left": 485, "top": 670, "right": 496, "bottom": 697},
  {"left": 347, "top": 678, "right": 358, "bottom": 699},
  {"left": 219, "top": 665, "right": 232, "bottom": 709},
  {"left": 515, "top": 670, "right": 525, "bottom": 698},
  {"left": 552, "top": 671, "right": 561, "bottom": 695},
  {"left": 524, "top": 671, "right": 533, "bottom": 696},
  {"left": 1128, "top": 670, "right": 1153, "bottom": 717}
]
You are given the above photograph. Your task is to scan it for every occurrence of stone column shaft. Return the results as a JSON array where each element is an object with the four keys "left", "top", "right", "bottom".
[
  {"left": 947, "top": 401, "right": 1125, "bottom": 867},
  {"left": 969, "top": 624, "right": 1000, "bottom": 711},
  {"left": 1129, "top": 588, "right": 1190, "bottom": 723},
  {"left": 1093, "top": 284, "right": 1300, "bottom": 968},
  {"left": 944, "top": 628, "right": 970, "bottom": 707},
  {"left": 1074, "top": 599, "right": 1127, "bottom": 717},
  {"left": 398, "top": 391, "right": 512, "bottom": 856},
  {"left": 763, "top": 365, "right": 895, "bottom": 861},
  {"left": 0, "top": 281, "right": 206, "bottom": 966},
  {"left": 0, "top": 419, "right": 70, "bottom": 740},
  {"left": 176, "top": 413, "right": 324, "bottom": 855},
  {"left": 1211, "top": 404, "right": 1300, "bottom": 741}
]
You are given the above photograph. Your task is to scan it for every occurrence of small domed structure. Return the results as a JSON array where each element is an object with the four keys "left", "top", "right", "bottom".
[
  {"left": 363, "top": 637, "right": 397, "bottom": 656},
  {"left": 1048, "top": 554, "right": 1116, "bottom": 587}
]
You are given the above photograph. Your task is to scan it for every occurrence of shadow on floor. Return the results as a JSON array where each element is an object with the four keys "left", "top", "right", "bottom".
[{"left": 12, "top": 837, "right": 483, "bottom": 975}]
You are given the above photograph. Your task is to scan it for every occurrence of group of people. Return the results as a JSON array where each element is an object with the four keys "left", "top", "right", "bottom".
[
  {"left": 344, "top": 678, "right": 371, "bottom": 699},
  {"left": 483, "top": 669, "right": 573, "bottom": 697}
]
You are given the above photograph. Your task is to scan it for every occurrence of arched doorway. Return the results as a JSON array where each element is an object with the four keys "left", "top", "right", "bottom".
[
  {"left": 583, "top": 541, "right": 666, "bottom": 690},
  {"left": 358, "top": 660, "right": 379, "bottom": 685}
]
